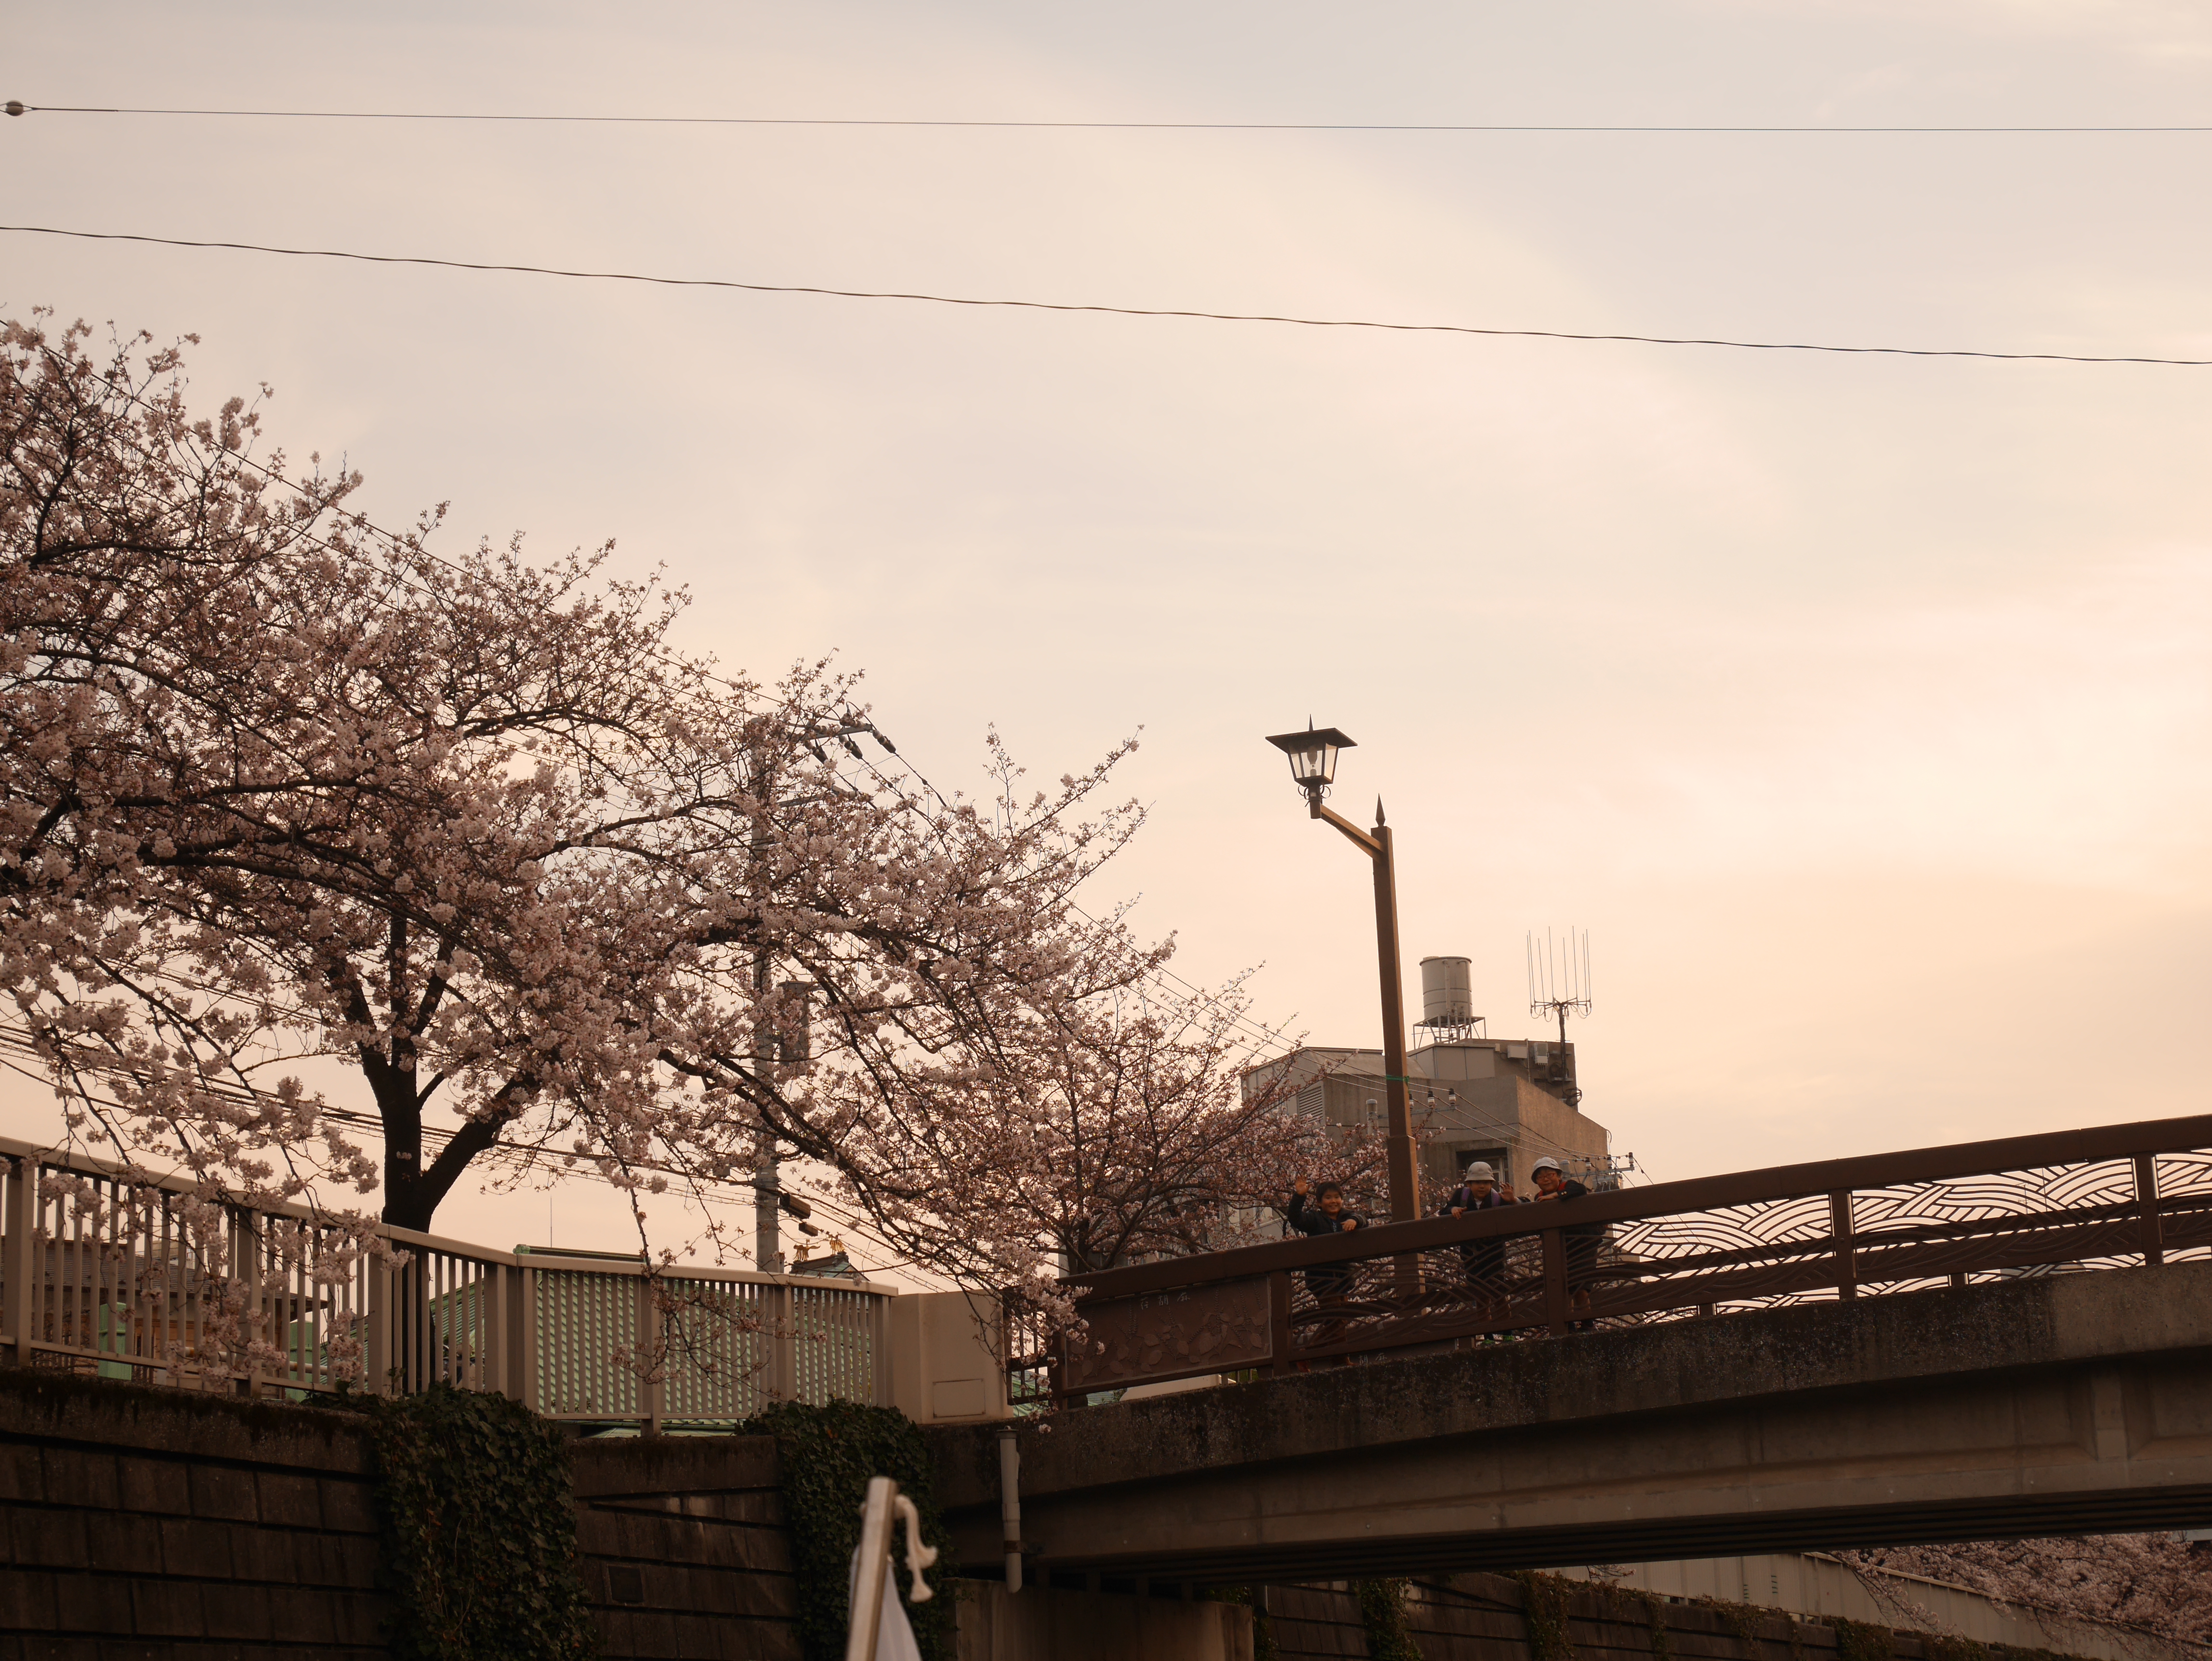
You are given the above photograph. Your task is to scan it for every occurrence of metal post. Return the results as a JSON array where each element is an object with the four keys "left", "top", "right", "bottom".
[
  {"left": 1267, "top": 1269, "right": 1294, "bottom": 1377},
  {"left": 997, "top": 1425, "right": 1023, "bottom": 1594},
  {"left": 1830, "top": 1191, "right": 1858, "bottom": 1300},
  {"left": 1541, "top": 1230, "right": 1570, "bottom": 1335},
  {"left": 514, "top": 1263, "right": 539, "bottom": 1412},
  {"left": 365, "top": 1252, "right": 391, "bottom": 1396},
  {"left": 1370, "top": 819, "right": 1417, "bottom": 1223},
  {"left": 636, "top": 1272, "right": 664, "bottom": 1433},
  {"left": 235, "top": 1207, "right": 263, "bottom": 1397},
  {"left": 1306, "top": 794, "right": 1418, "bottom": 1225},
  {"left": 764, "top": 1280, "right": 799, "bottom": 1403},
  {"left": 873, "top": 1289, "right": 895, "bottom": 1409},
  {"left": 2, "top": 1156, "right": 38, "bottom": 1366},
  {"left": 2134, "top": 1154, "right": 2164, "bottom": 1267},
  {"left": 484, "top": 1260, "right": 508, "bottom": 1397}
]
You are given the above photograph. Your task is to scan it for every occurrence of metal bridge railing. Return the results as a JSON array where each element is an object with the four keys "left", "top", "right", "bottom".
[
  {"left": 0, "top": 1135, "right": 894, "bottom": 1425},
  {"left": 1032, "top": 1111, "right": 2212, "bottom": 1406}
]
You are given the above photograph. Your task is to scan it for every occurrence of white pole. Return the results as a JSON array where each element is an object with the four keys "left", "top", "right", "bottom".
[{"left": 845, "top": 1475, "right": 896, "bottom": 1661}]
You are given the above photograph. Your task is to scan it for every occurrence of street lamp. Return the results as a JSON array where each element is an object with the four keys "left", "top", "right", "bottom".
[{"left": 1263, "top": 721, "right": 1418, "bottom": 1223}]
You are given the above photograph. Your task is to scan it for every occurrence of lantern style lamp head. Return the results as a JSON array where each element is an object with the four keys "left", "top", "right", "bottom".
[{"left": 1265, "top": 721, "right": 1356, "bottom": 811}]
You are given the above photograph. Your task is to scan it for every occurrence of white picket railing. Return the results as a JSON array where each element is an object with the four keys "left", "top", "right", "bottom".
[{"left": 0, "top": 1135, "right": 894, "bottom": 1426}]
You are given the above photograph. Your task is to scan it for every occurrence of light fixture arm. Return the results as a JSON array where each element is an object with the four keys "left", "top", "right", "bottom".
[{"left": 1310, "top": 794, "right": 1382, "bottom": 855}]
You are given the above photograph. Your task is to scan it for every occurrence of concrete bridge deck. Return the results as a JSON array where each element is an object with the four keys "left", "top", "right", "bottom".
[{"left": 933, "top": 1260, "right": 2212, "bottom": 1582}]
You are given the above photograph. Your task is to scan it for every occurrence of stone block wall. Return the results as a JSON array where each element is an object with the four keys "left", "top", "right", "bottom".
[
  {"left": 0, "top": 1370, "right": 389, "bottom": 1660},
  {"left": 0, "top": 1371, "right": 804, "bottom": 1660},
  {"left": 570, "top": 1436, "right": 801, "bottom": 1661}
]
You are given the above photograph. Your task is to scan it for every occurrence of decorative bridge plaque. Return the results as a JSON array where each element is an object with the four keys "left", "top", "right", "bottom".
[{"left": 1062, "top": 1277, "right": 1272, "bottom": 1393}]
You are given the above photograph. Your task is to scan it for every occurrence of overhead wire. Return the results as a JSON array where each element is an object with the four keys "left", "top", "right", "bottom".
[
  {"left": 11, "top": 103, "right": 2212, "bottom": 133},
  {"left": 7, "top": 224, "right": 2206, "bottom": 367},
  {"left": 49, "top": 356, "right": 1304, "bottom": 1061},
  {"left": 13, "top": 317, "right": 1581, "bottom": 1233}
]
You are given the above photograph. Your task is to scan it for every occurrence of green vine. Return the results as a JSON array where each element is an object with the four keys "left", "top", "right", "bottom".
[
  {"left": 1833, "top": 1618, "right": 1895, "bottom": 1661},
  {"left": 1515, "top": 1571, "right": 1577, "bottom": 1661},
  {"left": 1697, "top": 1596, "right": 1771, "bottom": 1659},
  {"left": 739, "top": 1399, "right": 955, "bottom": 1661},
  {"left": 353, "top": 1383, "right": 596, "bottom": 1661},
  {"left": 1353, "top": 1577, "right": 1422, "bottom": 1661},
  {"left": 1582, "top": 1580, "right": 1674, "bottom": 1660}
]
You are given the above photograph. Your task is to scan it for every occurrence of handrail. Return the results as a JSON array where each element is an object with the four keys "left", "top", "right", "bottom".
[
  {"left": 0, "top": 1135, "right": 897, "bottom": 1421},
  {"left": 1016, "top": 1109, "right": 2212, "bottom": 1405},
  {"left": 1065, "top": 1109, "right": 2212, "bottom": 1300},
  {"left": 0, "top": 1133, "right": 892, "bottom": 1294}
]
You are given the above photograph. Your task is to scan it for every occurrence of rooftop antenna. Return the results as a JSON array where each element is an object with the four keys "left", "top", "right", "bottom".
[
  {"left": 1527, "top": 928, "right": 1593, "bottom": 1109},
  {"left": 1526, "top": 926, "right": 1593, "bottom": 1048}
]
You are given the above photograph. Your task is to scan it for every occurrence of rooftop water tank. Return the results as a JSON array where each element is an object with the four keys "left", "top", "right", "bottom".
[{"left": 1419, "top": 955, "right": 1475, "bottom": 1026}]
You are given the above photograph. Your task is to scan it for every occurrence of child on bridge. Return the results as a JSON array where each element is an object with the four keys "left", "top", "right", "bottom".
[{"left": 1285, "top": 1177, "right": 1363, "bottom": 1359}]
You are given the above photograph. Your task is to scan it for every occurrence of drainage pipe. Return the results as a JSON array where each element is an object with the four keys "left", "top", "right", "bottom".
[{"left": 997, "top": 1424, "right": 1022, "bottom": 1593}]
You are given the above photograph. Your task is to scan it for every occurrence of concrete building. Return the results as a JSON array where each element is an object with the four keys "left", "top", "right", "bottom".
[
  {"left": 1244, "top": 1036, "right": 1611, "bottom": 1195},
  {"left": 1242, "top": 950, "right": 1612, "bottom": 1197}
]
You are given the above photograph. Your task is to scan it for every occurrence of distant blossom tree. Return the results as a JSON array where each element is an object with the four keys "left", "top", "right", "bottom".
[
  {"left": 1843, "top": 1536, "right": 2212, "bottom": 1650},
  {"left": 0, "top": 312, "right": 1303, "bottom": 1361}
]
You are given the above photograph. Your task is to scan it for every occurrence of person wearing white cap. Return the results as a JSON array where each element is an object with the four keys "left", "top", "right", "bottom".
[
  {"left": 1529, "top": 1157, "right": 1602, "bottom": 1330},
  {"left": 1440, "top": 1160, "right": 1517, "bottom": 1323}
]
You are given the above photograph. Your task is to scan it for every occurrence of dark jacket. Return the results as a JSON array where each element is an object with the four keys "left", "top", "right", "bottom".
[
  {"left": 1286, "top": 1191, "right": 1363, "bottom": 1239},
  {"left": 1438, "top": 1184, "right": 1513, "bottom": 1217},
  {"left": 1285, "top": 1192, "right": 1363, "bottom": 1296},
  {"left": 1536, "top": 1178, "right": 1606, "bottom": 1240}
]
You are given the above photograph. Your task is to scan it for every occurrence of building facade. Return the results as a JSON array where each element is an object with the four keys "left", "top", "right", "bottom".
[{"left": 1246, "top": 1036, "right": 1612, "bottom": 1199}]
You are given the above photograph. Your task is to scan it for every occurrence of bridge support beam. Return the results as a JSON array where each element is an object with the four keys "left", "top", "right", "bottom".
[{"left": 933, "top": 1262, "right": 2212, "bottom": 1583}]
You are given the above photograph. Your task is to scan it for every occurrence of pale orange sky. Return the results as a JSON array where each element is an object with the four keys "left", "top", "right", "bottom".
[{"left": 5, "top": 0, "right": 2210, "bottom": 1274}]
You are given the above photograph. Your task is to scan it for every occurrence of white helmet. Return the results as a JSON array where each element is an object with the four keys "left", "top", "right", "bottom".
[
  {"left": 1530, "top": 1156, "right": 1563, "bottom": 1175},
  {"left": 1462, "top": 1161, "right": 1496, "bottom": 1182}
]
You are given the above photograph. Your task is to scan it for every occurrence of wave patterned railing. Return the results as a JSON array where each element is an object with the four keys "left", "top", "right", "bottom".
[
  {"left": 0, "top": 1135, "right": 894, "bottom": 1426},
  {"left": 1035, "top": 1113, "right": 2212, "bottom": 1406}
]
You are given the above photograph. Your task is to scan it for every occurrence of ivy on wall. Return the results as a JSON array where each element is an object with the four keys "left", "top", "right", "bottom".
[
  {"left": 1833, "top": 1618, "right": 1896, "bottom": 1661},
  {"left": 1580, "top": 1579, "right": 1677, "bottom": 1661},
  {"left": 740, "top": 1399, "right": 956, "bottom": 1661},
  {"left": 353, "top": 1383, "right": 596, "bottom": 1661},
  {"left": 1353, "top": 1578, "right": 1424, "bottom": 1661},
  {"left": 1516, "top": 1571, "right": 1578, "bottom": 1661}
]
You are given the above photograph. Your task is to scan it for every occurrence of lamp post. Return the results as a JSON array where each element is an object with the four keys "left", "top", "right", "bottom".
[{"left": 1264, "top": 722, "right": 1419, "bottom": 1224}]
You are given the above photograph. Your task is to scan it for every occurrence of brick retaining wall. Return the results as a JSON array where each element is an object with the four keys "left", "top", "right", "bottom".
[
  {"left": 0, "top": 1371, "right": 389, "bottom": 1659},
  {"left": 0, "top": 1370, "right": 802, "bottom": 1660}
]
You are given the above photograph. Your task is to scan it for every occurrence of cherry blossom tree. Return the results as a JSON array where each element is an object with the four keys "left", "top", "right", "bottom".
[
  {"left": 796, "top": 964, "right": 1370, "bottom": 1287},
  {"left": 1843, "top": 1536, "right": 2212, "bottom": 1650},
  {"left": 0, "top": 312, "right": 1304, "bottom": 1329}
]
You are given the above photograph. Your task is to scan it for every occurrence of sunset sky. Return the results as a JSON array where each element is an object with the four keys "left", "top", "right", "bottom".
[{"left": 6, "top": 0, "right": 2209, "bottom": 1271}]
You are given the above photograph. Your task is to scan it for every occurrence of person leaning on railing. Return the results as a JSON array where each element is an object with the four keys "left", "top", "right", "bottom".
[
  {"left": 1439, "top": 1161, "right": 1517, "bottom": 1320},
  {"left": 1528, "top": 1156, "right": 1604, "bottom": 1332},
  {"left": 1285, "top": 1177, "right": 1364, "bottom": 1361}
]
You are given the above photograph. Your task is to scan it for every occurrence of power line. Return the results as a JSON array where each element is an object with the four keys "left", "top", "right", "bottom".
[
  {"left": 10, "top": 102, "right": 2212, "bottom": 134},
  {"left": 41, "top": 364, "right": 1298, "bottom": 1065},
  {"left": 8, "top": 223, "right": 2206, "bottom": 367},
  {"left": 0, "top": 1019, "right": 945, "bottom": 1280}
]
